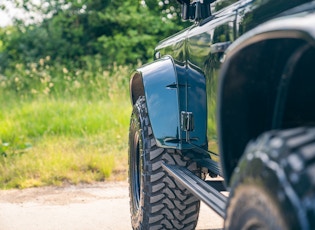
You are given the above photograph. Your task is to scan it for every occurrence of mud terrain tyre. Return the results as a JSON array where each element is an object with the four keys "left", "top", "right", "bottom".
[
  {"left": 128, "top": 96, "right": 200, "bottom": 230},
  {"left": 225, "top": 127, "right": 315, "bottom": 230}
]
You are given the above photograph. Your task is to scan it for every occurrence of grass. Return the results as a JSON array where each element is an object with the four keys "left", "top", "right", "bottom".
[{"left": 0, "top": 61, "right": 132, "bottom": 189}]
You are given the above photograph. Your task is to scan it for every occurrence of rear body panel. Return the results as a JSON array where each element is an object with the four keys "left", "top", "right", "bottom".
[
  {"left": 153, "top": 0, "right": 315, "bottom": 178},
  {"left": 130, "top": 0, "right": 315, "bottom": 182}
]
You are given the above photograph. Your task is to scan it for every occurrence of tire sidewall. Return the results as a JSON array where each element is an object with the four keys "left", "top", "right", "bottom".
[
  {"left": 128, "top": 98, "right": 148, "bottom": 229},
  {"left": 225, "top": 181, "right": 289, "bottom": 230}
]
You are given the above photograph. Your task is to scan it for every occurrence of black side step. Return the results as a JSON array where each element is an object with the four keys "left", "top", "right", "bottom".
[
  {"left": 205, "top": 180, "right": 226, "bottom": 192},
  {"left": 196, "top": 157, "right": 223, "bottom": 176},
  {"left": 162, "top": 163, "right": 227, "bottom": 218}
]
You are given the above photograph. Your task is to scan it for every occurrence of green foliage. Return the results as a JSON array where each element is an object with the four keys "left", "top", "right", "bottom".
[
  {"left": 0, "top": 0, "right": 188, "bottom": 189},
  {"left": 0, "top": 138, "right": 32, "bottom": 158},
  {"left": 0, "top": 55, "right": 129, "bottom": 100},
  {"left": 0, "top": 0, "right": 187, "bottom": 70},
  {"left": 0, "top": 60, "right": 131, "bottom": 189}
]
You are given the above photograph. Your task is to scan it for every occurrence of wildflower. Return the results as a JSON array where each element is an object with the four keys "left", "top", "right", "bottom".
[
  {"left": 39, "top": 58, "right": 45, "bottom": 66},
  {"left": 63, "top": 68, "right": 69, "bottom": 74},
  {"left": 15, "top": 64, "right": 22, "bottom": 70},
  {"left": 43, "top": 87, "right": 50, "bottom": 95},
  {"left": 74, "top": 80, "right": 81, "bottom": 89},
  {"left": 30, "top": 63, "right": 37, "bottom": 73}
]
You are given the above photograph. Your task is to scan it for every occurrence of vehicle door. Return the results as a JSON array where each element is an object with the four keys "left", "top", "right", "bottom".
[{"left": 186, "top": 0, "right": 240, "bottom": 157}]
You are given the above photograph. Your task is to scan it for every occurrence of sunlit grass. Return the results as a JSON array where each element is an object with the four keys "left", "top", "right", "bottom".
[
  {"left": 0, "top": 62, "right": 132, "bottom": 189},
  {"left": 1, "top": 98, "right": 130, "bottom": 138},
  {"left": 0, "top": 97, "right": 131, "bottom": 189},
  {"left": 0, "top": 136, "right": 117, "bottom": 189}
]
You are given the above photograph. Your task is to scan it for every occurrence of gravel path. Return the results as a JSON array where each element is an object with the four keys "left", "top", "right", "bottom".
[{"left": 0, "top": 181, "right": 223, "bottom": 230}]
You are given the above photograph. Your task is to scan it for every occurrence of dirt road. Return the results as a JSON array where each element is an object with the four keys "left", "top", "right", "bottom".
[{"left": 0, "top": 181, "right": 223, "bottom": 230}]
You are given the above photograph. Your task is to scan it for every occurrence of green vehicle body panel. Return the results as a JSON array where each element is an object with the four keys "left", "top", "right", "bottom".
[
  {"left": 130, "top": 0, "right": 315, "bottom": 184},
  {"left": 130, "top": 56, "right": 207, "bottom": 150}
]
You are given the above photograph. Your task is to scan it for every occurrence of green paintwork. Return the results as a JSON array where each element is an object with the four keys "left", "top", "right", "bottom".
[
  {"left": 131, "top": 56, "right": 207, "bottom": 149},
  {"left": 153, "top": 0, "right": 314, "bottom": 161},
  {"left": 131, "top": 0, "right": 315, "bottom": 177}
]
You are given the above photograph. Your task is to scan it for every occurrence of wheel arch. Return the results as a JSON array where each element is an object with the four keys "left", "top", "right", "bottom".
[
  {"left": 130, "top": 56, "right": 181, "bottom": 149},
  {"left": 130, "top": 71, "right": 144, "bottom": 106},
  {"left": 130, "top": 56, "right": 207, "bottom": 150},
  {"left": 218, "top": 14, "right": 315, "bottom": 185}
]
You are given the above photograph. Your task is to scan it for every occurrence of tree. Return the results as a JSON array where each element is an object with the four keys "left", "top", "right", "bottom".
[{"left": 0, "top": 0, "right": 188, "bottom": 71}]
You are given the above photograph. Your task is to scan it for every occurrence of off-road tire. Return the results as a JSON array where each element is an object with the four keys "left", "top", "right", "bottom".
[
  {"left": 128, "top": 96, "right": 200, "bottom": 230},
  {"left": 225, "top": 127, "right": 315, "bottom": 230}
]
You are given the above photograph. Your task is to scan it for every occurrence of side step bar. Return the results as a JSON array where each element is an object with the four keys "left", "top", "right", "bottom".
[
  {"left": 162, "top": 163, "right": 227, "bottom": 218},
  {"left": 196, "top": 157, "right": 223, "bottom": 176}
]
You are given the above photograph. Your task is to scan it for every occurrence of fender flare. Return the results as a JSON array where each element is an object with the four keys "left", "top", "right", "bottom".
[
  {"left": 130, "top": 56, "right": 207, "bottom": 150},
  {"left": 217, "top": 13, "right": 315, "bottom": 185}
]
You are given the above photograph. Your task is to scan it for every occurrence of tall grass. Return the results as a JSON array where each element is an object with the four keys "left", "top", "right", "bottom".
[{"left": 0, "top": 58, "right": 132, "bottom": 189}]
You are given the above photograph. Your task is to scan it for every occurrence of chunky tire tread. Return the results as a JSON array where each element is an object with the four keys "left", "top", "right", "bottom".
[
  {"left": 129, "top": 97, "right": 200, "bottom": 230},
  {"left": 225, "top": 185, "right": 288, "bottom": 230},
  {"left": 226, "top": 127, "right": 315, "bottom": 229}
]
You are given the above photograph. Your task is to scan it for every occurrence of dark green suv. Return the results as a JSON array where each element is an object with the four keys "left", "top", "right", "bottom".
[{"left": 128, "top": 0, "right": 315, "bottom": 229}]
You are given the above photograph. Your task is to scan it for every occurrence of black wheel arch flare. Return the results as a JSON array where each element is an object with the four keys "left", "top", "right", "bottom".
[{"left": 217, "top": 14, "right": 315, "bottom": 186}]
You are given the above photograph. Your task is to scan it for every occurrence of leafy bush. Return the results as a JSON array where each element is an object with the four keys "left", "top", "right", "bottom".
[
  {"left": 0, "top": 0, "right": 187, "bottom": 70},
  {"left": 0, "top": 0, "right": 189, "bottom": 189}
]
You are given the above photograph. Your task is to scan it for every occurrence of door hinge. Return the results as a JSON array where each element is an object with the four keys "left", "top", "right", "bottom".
[{"left": 181, "top": 111, "right": 194, "bottom": 132}]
